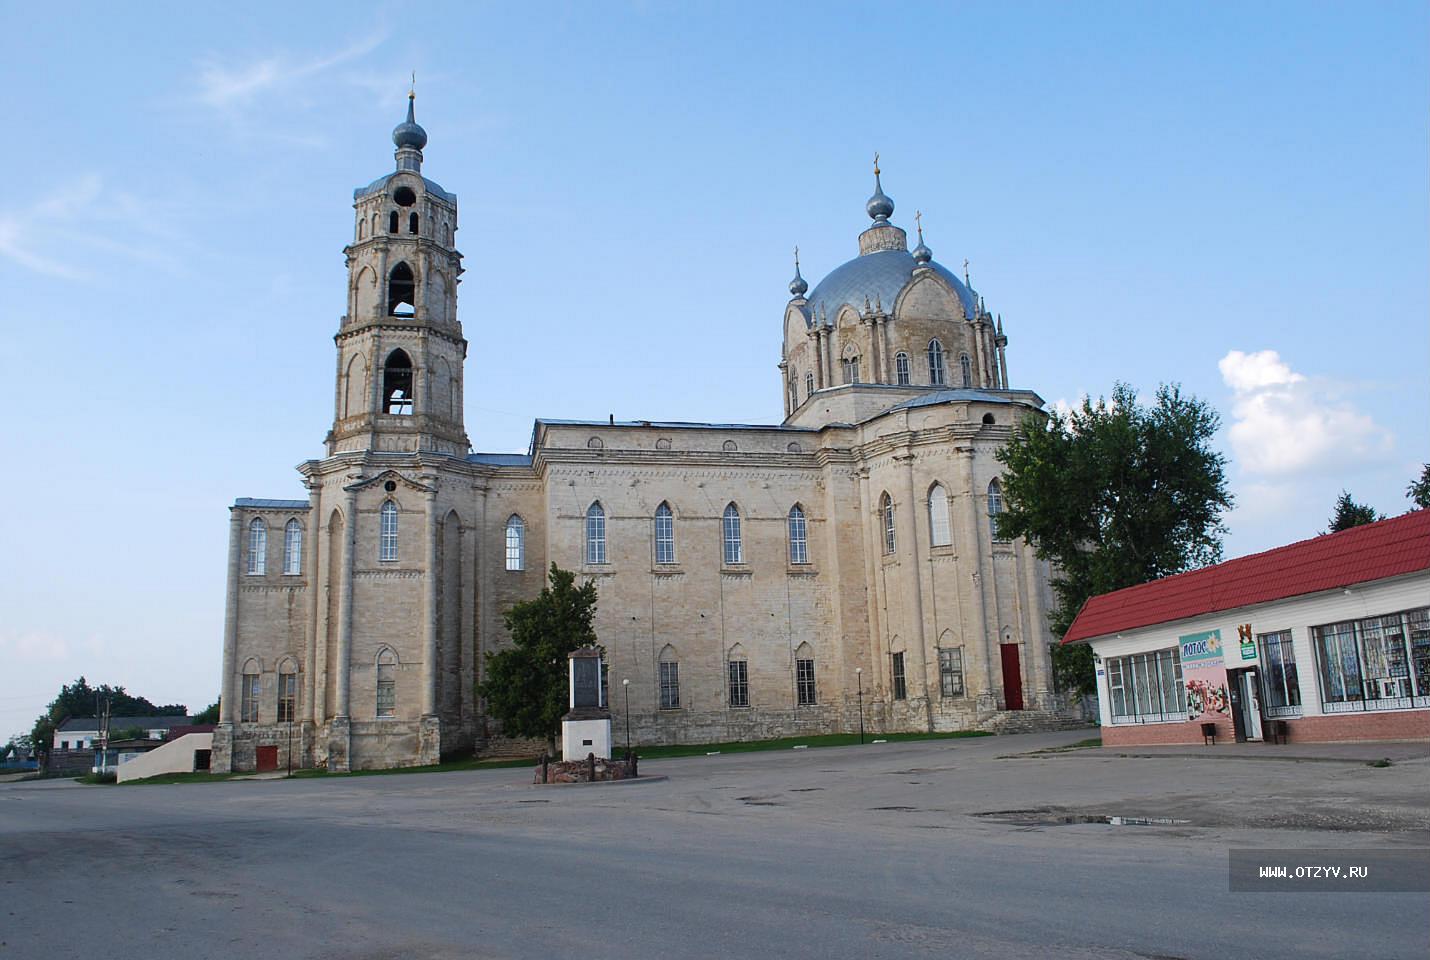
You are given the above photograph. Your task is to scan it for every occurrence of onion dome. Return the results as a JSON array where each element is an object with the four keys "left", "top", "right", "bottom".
[
  {"left": 392, "top": 93, "right": 428, "bottom": 150},
  {"left": 866, "top": 158, "right": 894, "bottom": 223},
  {"left": 789, "top": 247, "right": 809, "bottom": 297},
  {"left": 912, "top": 211, "right": 932, "bottom": 265}
]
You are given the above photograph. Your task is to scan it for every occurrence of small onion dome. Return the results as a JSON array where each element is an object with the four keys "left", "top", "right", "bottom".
[
  {"left": 866, "top": 169, "right": 894, "bottom": 222},
  {"left": 392, "top": 93, "right": 428, "bottom": 150},
  {"left": 912, "top": 238, "right": 932, "bottom": 265},
  {"left": 789, "top": 248, "right": 808, "bottom": 297}
]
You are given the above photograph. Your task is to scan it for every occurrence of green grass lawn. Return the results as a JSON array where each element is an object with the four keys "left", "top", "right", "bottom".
[{"left": 117, "top": 729, "right": 993, "bottom": 785}]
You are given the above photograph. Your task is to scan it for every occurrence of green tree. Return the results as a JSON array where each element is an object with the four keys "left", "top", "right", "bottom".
[
  {"left": 477, "top": 564, "right": 600, "bottom": 751},
  {"left": 192, "top": 699, "right": 221, "bottom": 725},
  {"left": 30, "top": 677, "right": 187, "bottom": 756},
  {"left": 1327, "top": 491, "right": 1383, "bottom": 533},
  {"left": 995, "top": 383, "right": 1232, "bottom": 696},
  {"left": 1406, "top": 464, "right": 1430, "bottom": 510}
]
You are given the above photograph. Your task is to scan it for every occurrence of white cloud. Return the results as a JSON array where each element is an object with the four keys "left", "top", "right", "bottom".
[
  {"left": 1219, "top": 349, "right": 1393, "bottom": 475},
  {"left": 194, "top": 33, "right": 388, "bottom": 109}
]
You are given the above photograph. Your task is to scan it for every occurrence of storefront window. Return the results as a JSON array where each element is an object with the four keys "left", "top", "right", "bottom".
[
  {"left": 1313, "top": 607, "right": 1429, "bottom": 712},
  {"left": 1105, "top": 647, "right": 1185, "bottom": 723},
  {"left": 1257, "top": 630, "right": 1301, "bottom": 717}
]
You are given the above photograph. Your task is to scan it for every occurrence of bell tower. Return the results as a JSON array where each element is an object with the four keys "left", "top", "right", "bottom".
[{"left": 326, "top": 92, "right": 469, "bottom": 457}]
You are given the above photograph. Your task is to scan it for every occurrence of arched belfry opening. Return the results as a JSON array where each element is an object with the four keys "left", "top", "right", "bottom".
[
  {"left": 383, "top": 349, "right": 414, "bottom": 415},
  {"left": 388, "top": 262, "right": 415, "bottom": 316}
]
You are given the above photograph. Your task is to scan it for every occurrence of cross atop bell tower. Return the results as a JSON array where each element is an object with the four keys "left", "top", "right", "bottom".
[{"left": 326, "top": 93, "right": 469, "bottom": 457}]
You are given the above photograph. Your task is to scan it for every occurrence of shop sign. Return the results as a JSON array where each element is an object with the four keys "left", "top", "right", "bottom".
[
  {"left": 1179, "top": 628, "right": 1230, "bottom": 721},
  {"left": 1237, "top": 622, "right": 1256, "bottom": 661}
]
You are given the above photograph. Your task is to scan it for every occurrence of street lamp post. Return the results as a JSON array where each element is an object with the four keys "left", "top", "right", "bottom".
[
  {"left": 287, "top": 718, "right": 294, "bottom": 777},
  {"left": 622, "top": 678, "right": 631, "bottom": 758},
  {"left": 856, "top": 667, "right": 864, "bottom": 744}
]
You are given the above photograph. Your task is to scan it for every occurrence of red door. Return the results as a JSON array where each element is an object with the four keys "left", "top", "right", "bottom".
[
  {"left": 1000, "top": 644, "right": 1024, "bottom": 710},
  {"left": 255, "top": 746, "right": 279, "bottom": 772}
]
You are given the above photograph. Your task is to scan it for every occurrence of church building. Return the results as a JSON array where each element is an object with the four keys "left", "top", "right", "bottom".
[{"left": 213, "top": 97, "right": 1066, "bottom": 772}]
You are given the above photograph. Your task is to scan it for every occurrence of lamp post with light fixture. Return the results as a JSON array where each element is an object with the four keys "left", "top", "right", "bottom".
[
  {"left": 622, "top": 678, "right": 631, "bottom": 757},
  {"left": 856, "top": 667, "right": 864, "bottom": 744}
]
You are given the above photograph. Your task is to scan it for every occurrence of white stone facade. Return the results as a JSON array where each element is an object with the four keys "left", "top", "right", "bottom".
[{"left": 211, "top": 108, "right": 1064, "bottom": 772}]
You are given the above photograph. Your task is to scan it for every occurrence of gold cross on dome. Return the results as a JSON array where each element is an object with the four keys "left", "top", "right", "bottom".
[{"left": 873, "top": 151, "right": 880, "bottom": 176}]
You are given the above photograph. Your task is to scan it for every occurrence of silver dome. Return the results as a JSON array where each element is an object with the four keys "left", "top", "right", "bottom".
[{"left": 805, "top": 248, "right": 976, "bottom": 325}]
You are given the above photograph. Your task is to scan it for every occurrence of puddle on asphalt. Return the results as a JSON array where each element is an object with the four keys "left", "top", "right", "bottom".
[
  {"left": 736, "top": 795, "right": 784, "bottom": 806},
  {"left": 974, "top": 809, "right": 1190, "bottom": 827},
  {"left": 870, "top": 806, "right": 919, "bottom": 812},
  {"left": 789, "top": 787, "right": 823, "bottom": 793}
]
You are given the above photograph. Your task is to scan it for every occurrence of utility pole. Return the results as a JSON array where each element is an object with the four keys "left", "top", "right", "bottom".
[{"left": 98, "top": 696, "right": 112, "bottom": 777}]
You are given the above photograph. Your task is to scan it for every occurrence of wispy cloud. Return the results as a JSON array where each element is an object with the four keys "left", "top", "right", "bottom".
[
  {"left": 194, "top": 33, "right": 388, "bottom": 110},
  {"left": 1219, "top": 349, "right": 1394, "bottom": 476}
]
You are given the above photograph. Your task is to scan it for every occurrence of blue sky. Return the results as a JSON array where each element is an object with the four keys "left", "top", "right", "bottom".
[{"left": 1, "top": 2, "right": 1425, "bottom": 738}]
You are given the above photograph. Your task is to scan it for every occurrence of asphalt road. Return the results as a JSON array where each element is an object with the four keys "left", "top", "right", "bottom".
[{"left": 2, "top": 731, "right": 1426, "bottom": 960}]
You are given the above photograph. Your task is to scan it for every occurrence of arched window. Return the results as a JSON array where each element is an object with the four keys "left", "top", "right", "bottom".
[
  {"left": 928, "top": 339, "right": 946, "bottom": 386},
  {"left": 658, "top": 645, "right": 680, "bottom": 709},
  {"left": 960, "top": 353, "right": 973, "bottom": 388},
  {"left": 283, "top": 518, "right": 303, "bottom": 575},
  {"left": 805, "top": 372, "right": 814, "bottom": 399},
  {"left": 928, "top": 483, "right": 952, "bottom": 547},
  {"left": 388, "top": 210, "right": 399, "bottom": 233},
  {"left": 789, "top": 376, "right": 798, "bottom": 411},
  {"left": 277, "top": 658, "right": 298, "bottom": 722},
  {"left": 387, "top": 262, "right": 415, "bottom": 316},
  {"left": 585, "top": 502, "right": 606, "bottom": 564},
  {"left": 240, "top": 660, "right": 260, "bottom": 722},
  {"left": 358, "top": 219, "right": 367, "bottom": 240},
  {"left": 383, "top": 349, "right": 414, "bottom": 414},
  {"left": 880, "top": 493, "right": 896, "bottom": 555},
  {"left": 988, "top": 478, "right": 1008, "bottom": 542},
  {"left": 408, "top": 212, "right": 419, "bottom": 234},
  {"left": 654, "top": 502, "right": 675, "bottom": 565},
  {"left": 727, "top": 643, "right": 749, "bottom": 707},
  {"left": 722, "top": 503, "right": 743, "bottom": 564},
  {"left": 787, "top": 504, "right": 808, "bottom": 564},
  {"left": 795, "top": 642, "right": 817, "bottom": 705},
  {"left": 842, "top": 356, "right": 860, "bottom": 384},
  {"left": 895, "top": 352, "right": 911, "bottom": 385},
  {"left": 379, "top": 500, "right": 399, "bottom": 561},
  {"left": 246, "top": 518, "right": 267, "bottom": 575},
  {"left": 376, "top": 648, "right": 397, "bottom": 717},
  {"left": 505, "top": 515, "right": 525, "bottom": 571}
]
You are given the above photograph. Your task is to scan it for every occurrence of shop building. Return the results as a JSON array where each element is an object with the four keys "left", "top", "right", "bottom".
[{"left": 1063, "top": 510, "right": 1430, "bottom": 746}]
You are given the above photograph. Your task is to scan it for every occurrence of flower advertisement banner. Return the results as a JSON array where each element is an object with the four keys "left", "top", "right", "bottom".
[{"left": 1180, "top": 629, "right": 1230, "bottom": 722}]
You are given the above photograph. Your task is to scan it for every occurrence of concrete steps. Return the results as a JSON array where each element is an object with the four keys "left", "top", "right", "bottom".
[{"left": 980, "top": 709, "right": 1093, "bottom": 736}]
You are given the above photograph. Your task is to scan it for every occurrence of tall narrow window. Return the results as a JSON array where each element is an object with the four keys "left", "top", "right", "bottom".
[
  {"left": 895, "top": 352, "right": 911, "bottom": 385},
  {"left": 789, "top": 376, "right": 798, "bottom": 411},
  {"left": 928, "top": 483, "right": 951, "bottom": 547},
  {"left": 728, "top": 657, "right": 749, "bottom": 707},
  {"left": 842, "top": 356, "right": 860, "bottom": 384},
  {"left": 1257, "top": 630, "right": 1301, "bottom": 717},
  {"left": 247, "top": 518, "right": 267, "bottom": 575},
  {"left": 376, "top": 649, "right": 396, "bottom": 717},
  {"left": 505, "top": 515, "right": 525, "bottom": 571},
  {"left": 659, "top": 648, "right": 680, "bottom": 709},
  {"left": 787, "top": 504, "right": 809, "bottom": 564},
  {"left": 960, "top": 353, "right": 973, "bottom": 387},
  {"left": 379, "top": 500, "right": 399, "bottom": 561},
  {"left": 892, "top": 651, "right": 908, "bottom": 700},
  {"left": 383, "top": 349, "right": 414, "bottom": 414},
  {"left": 240, "top": 665, "right": 260, "bottom": 722},
  {"left": 939, "top": 647, "right": 964, "bottom": 697},
  {"left": 722, "top": 503, "right": 743, "bottom": 564},
  {"left": 927, "top": 339, "right": 946, "bottom": 385},
  {"left": 283, "top": 519, "right": 303, "bottom": 575},
  {"left": 388, "top": 210, "right": 398, "bottom": 233},
  {"left": 408, "top": 212, "right": 419, "bottom": 234},
  {"left": 585, "top": 502, "right": 607, "bottom": 564},
  {"left": 987, "top": 479, "right": 1007, "bottom": 542},
  {"left": 880, "top": 493, "right": 896, "bottom": 555},
  {"left": 277, "top": 664, "right": 297, "bottom": 722},
  {"left": 654, "top": 502, "right": 675, "bottom": 564},
  {"left": 387, "top": 262, "right": 415, "bottom": 316},
  {"left": 805, "top": 372, "right": 814, "bottom": 399},
  {"left": 796, "top": 644, "right": 817, "bottom": 705}
]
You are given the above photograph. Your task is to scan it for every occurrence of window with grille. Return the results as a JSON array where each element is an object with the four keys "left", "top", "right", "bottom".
[
  {"left": 939, "top": 647, "right": 964, "bottom": 697},
  {"left": 380, "top": 500, "right": 399, "bottom": 561},
  {"left": 892, "top": 651, "right": 908, "bottom": 700},
  {"left": 1257, "top": 630, "right": 1301, "bottom": 716},
  {"left": 505, "top": 515, "right": 525, "bottom": 571},
  {"left": 585, "top": 502, "right": 606, "bottom": 564},
  {"left": 722, "top": 503, "right": 743, "bottom": 564},
  {"left": 927, "top": 339, "right": 946, "bottom": 385},
  {"left": 788, "top": 505, "right": 808, "bottom": 564},
  {"left": 796, "top": 657, "right": 817, "bottom": 705},
  {"left": 881, "top": 493, "right": 896, "bottom": 555},
  {"left": 1105, "top": 647, "right": 1185, "bottom": 723},
  {"left": 240, "top": 672, "right": 260, "bottom": 722},
  {"left": 928, "top": 484, "right": 951, "bottom": 547},
  {"left": 987, "top": 480, "right": 1008, "bottom": 542},
  {"left": 659, "top": 660, "right": 680, "bottom": 709},
  {"left": 283, "top": 519, "right": 303, "bottom": 575},
  {"left": 895, "top": 352, "right": 910, "bottom": 385},
  {"left": 247, "top": 518, "right": 267, "bottom": 575},
  {"left": 1312, "top": 607, "right": 1430, "bottom": 709},
  {"left": 655, "top": 503, "right": 675, "bottom": 564},
  {"left": 277, "top": 670, "right": 297, "bottom": 723},
  {"left": 728, "top": 660, "right": 749, "bottom": 707}
]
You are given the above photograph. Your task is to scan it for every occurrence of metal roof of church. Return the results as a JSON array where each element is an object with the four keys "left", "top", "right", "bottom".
[
  {"left": 888, "top": 389, "right": 1028, "bottom": 411},
  {"left": 805, "top": 249, "right": 977, "bottom": 324},
  {"left": 354, "top": 173, "right": 455, "bottom": 203},
  {"left": 534, "top": 418, "right": 818, "bottom": 432},
  {"left": 233, "top": 498, "right": 309, "bottom": 509},
  {"left": 1062, "top": 509, "right": 1430, "bottom": 644}
]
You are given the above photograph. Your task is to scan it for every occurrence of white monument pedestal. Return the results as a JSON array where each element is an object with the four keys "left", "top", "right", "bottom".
[{"left": 561, "top": 717, "right": 612, "bottom": 762}]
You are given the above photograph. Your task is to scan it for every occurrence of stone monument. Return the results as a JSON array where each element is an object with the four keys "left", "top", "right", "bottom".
[{"left": 561, "top": 648, "right": 612, "bottom": 761}]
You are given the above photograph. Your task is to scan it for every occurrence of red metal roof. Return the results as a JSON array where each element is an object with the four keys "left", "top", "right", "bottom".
[{"left": 1062, "top": 509, "right": 1430, "bottom": 644}]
